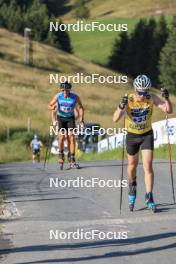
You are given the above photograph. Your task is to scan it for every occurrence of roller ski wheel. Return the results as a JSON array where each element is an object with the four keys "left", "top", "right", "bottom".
[
  {"left": 58, "top": 159, "right": 64, "bottom": 170},
  {"left": 148, "top": 203, "right": 156, "bottom": 213},
  {"left": 129, "top": 203, "right": 135, "bottom": 212},
  {"left": 145, "top": 192, "right": 156, "bottom": 213},
  {"left": 69, "top": 162, "right": 80, "bottom": 170}
]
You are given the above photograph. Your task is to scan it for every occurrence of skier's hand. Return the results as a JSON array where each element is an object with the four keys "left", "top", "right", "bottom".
[
  {"left": 48, "top": 104, "right": 55, "bottom": 110},
  {"left": 161, "top": 88, "right": 169, "bottom": 100},
  {"left": 77, "top": 121, "right": 85, "bottom": 131},
  {"left": 119, "top": 94, "right": 128, "bottom": 110}
]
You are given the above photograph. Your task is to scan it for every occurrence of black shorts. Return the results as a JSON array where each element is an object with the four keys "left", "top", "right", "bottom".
[
  {"left": 126, "top": 130, "right": 154, "bottom": 155},
  {"left": 33, "top": 149, "right": 40, "bottom": 155},
  {"left": 57, "top": 116, "right": 76, "bottom": 133}
]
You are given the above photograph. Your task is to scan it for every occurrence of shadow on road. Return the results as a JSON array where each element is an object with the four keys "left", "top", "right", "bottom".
[
  {"left": 12, "top": 196, "right": 80, "bottom": 203},
  {"left": 0, "top": 232, "right": 176, "bottom": 260},
  {"left": 136, "top": 203, "right": 176, "bottom": 213},
  {"left": 16, "top": 241, "right": 176, "bottom": 263}
]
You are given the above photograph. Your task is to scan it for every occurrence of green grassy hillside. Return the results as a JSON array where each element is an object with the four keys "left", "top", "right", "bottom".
[
  {"left": 62, "top": 1, "right": 174, "bottom": 65},
  {"left": 69, "top": 17, "right": 139, "bottom": 65},
  {"left": 68, "top": 16, "right": 172, "bottom": 65},
  {"left": 0, "top": 28, "right": 129, "bottom": 133},
  {"left": 0, "top": 28, "right": 176, "bottom": 162},
  {"left": 64, "top": 0, "right": 176, "bottom": 20}
]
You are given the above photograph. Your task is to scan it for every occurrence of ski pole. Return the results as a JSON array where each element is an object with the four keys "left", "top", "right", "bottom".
[
  {"left": 120, "top": 114, "right": 126, "bottom": 215},
  {"left": 165, "top": 114, "right": 175, "bottom": 204},
  {"left": 43, "top": 133, "right": 52, "bottom": 170}
]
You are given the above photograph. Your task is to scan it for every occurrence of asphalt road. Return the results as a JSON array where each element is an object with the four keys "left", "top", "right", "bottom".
[{"left": 0, "top": 160, "right": 176, "bottom": 264}]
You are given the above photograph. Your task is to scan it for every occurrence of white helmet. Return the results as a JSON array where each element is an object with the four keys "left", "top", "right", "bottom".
[
  {"left": 133, "top": 75, "right": 151, "bottom": 92},
  {"left": 34, "top": 134, "right": 38, "bottom": 139}
]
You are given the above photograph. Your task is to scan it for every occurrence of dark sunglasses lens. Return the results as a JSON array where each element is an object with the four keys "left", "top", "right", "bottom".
[{"left": 138, "top": 92, "right": 148, "bottom": 96}]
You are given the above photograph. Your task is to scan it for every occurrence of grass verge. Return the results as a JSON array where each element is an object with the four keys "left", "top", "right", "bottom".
[
  {"left": 79, "top": 145, "right": 176, "bottom": 161},
  {"left": 0, "top": 131, "right": 48, "bottom": 164},
  {"left": 47, "top": 144, "right": 176, "bottom": 162}
]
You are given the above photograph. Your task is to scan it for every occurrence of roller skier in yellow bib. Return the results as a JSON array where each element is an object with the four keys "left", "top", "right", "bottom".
[{"left": 113, "top": 75, "right": 173, "bottom": 212}]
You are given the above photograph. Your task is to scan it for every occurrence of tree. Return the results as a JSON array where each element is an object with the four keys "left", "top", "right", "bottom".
[
  {"left": 0, "top": 0, "right": 10, "bottom": 6},
  {"left": 108, "top": 31, "right": 129, "bottom": 73},
  {"left": 128, "top": 18, "right": 156, "bottom": 77},
  {"left": 0, "top": 0, "right": 73, "bottom": 53},
  {"left": 45, "top": 0, "right": 71, "bottom": 16},
  {"left": 0, "top": 3, "right": 8, "bottom": 27},
  {"left": 150, "top": 15, "right": 168, "bottom": 86},
  {"left": 172, "top": 15, "right": 176, "bottom": 27},
  {"left": 24, "top": 0, "right": 49, "bottom": 41},
  {"left": 6, "top": 0, "right": 24, "bottom": 33},
  {"left": 159, "top": 19, "right": 176, "bottom": 94},
  {"left": 47, "top": 18, "right": 72, "bottom": 53},
  {"left": 108, "top": 17, "right": 169, "bottom": 86},
  {"left": 74, "top": 0, "right": 90, "bottom": 19}
]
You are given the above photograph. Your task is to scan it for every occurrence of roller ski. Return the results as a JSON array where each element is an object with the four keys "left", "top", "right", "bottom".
[
  {"left": 69, "top": 162, "right": 80, "bottom": 169},
  {"left": 128, "top": 182, "right": 137, "bottom": 212},
  {"left": 145, "top": 192, "right": 156, "bottom": 213},
  {"left": 67, "top": 154, "right": 80, "bottom": 170}
]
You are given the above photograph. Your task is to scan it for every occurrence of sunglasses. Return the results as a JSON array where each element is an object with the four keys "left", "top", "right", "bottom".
[
  {"left": 137, "top": 91, "right": 149, "bottom": 96},
  {"left": 61, "top": 89, "right": 70, "bottom": 91}
]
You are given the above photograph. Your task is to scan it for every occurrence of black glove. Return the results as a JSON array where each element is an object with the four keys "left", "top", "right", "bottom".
[
  {"left": 161, "top": 88, "right": 169, "bottom": 100},
  {"left": 119, "top": 95, "right": 128, "bottom": 110}
]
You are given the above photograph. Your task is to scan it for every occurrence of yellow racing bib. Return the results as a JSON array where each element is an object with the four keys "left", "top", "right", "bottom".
[{"left": 125, "top": 94, "right": 153, "bottom": 134}]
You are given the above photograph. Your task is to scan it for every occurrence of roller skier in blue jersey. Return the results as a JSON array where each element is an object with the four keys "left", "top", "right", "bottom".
[{"left": 48, "top": 81, "right": 84, "bottom": 170}]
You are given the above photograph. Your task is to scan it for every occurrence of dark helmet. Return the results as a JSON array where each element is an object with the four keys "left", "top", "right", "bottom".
[{"left": 60, "top": 81, "right": 72, "bottom": 90}]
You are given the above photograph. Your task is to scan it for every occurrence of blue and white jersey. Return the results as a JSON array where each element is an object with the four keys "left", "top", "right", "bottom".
[
  {"left": 57, "top": 92, "right": 77, "bottom": 118},
  {"left": 31, "top": 139, "right": 42, "bottom": 150}
]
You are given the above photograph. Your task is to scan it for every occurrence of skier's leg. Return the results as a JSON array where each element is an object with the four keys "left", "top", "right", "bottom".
[
  {"left": 66, "top": 134, "right": 71, "bottom": 162},
  {"left": 127, "top": 153, "right": 139, "bottom": 183},
  {"left": 67, "top": 118, "right": 80, "bottom": 168},
  {"left": 37, "top": 151, "right": 40, "bottom": 163},
  {"left": 141, "top": 149, "right": 156, "bottom": 211},
  {"left": 141, "top": 132, "right": 156, "bottom": 211},
  {"left": 69, "top": 132, "right": 76, "bottom": 163},
  {"left": 58, "top": 130, "right": 65, "bottom": 164},
  {"left": 58, "top": 133, "right": 65, "bottom": 152},
  {"left": 127, "top": 153, "right": 139, "bottom": 210},
  {"left": 141, "top": 149, "right": 154, "bottom": 193},
  {"left": 68, "top": 132, "right": 80, "bottom": 168},
  {"left": 32, "top": 153, "right": 36, "bottom": 163},
  {"left": 126, "top": 133, "right": 141, "bottom": 211}
]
